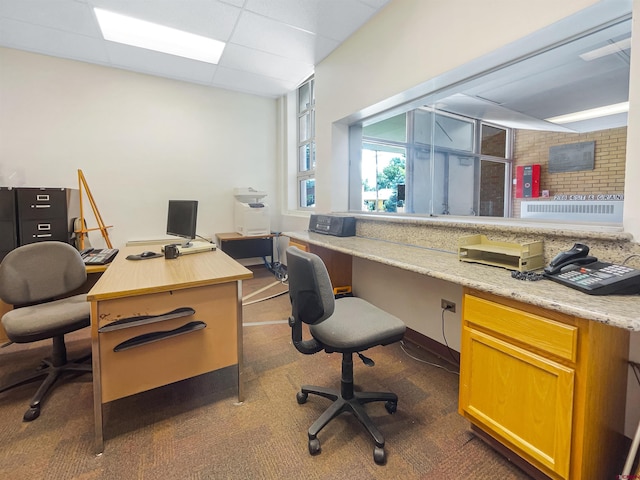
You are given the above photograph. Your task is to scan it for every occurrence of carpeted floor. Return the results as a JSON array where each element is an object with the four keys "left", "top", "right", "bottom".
[{"left": 0, "top": 266, "right": 533, "bottom": 479}]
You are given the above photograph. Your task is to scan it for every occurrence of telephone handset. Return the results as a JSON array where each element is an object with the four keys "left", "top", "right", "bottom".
[
  {"left": 543, "top": 243, "right": 640, "bottom": 295},
  {"left": 544, "top": 243, "right": 598, "bottom": 275}
]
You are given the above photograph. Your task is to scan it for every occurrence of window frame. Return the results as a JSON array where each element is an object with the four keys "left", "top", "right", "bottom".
[
  {"left": 296, "top": 76, "right": 316, "bottom": 210},
  {"left": 352, "top": 109, "right": 513, "bottom": 217}
]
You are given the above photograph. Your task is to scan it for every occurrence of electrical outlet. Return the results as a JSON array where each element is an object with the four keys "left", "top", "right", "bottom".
[{"left": 441, "top": 299, "right": 456, "bottom": 313}]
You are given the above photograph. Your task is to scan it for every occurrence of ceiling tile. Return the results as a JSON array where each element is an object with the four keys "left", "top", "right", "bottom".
[
  {"left": 0, "top": 0, "right": 100, "bottom": 37},
  {"left": 244, "top": 0, "right": 378, "bottom": 41},
  {"left": 231, "top": 10, "right": 339, "bottom": 64},
  {"left": 104, "top": 41, "right": 218, "bottom": 85},
  {"left": 0, "top": 18, "right": 109, "bottom": 64},
  {"left": 212, "top": 66, "right": 298, "bottom": 97},
  {"left": 219, "top": 43, "right": 313, "bottom": 83}
]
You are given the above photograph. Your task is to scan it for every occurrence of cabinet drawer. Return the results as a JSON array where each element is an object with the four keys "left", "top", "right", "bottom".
[
  {"left": 464, "top": 294, "right": 577, "bottom": 362},
  {"left": 19, "top": 219, "right": 70, "bottom": 244},
  {"left": 16, "top": 188, "right": 67, "bottom": 220}
]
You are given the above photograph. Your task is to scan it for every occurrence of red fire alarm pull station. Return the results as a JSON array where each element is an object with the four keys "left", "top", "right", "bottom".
[{"left": 515, "top": 164, "right": 541, "bottom": 198}]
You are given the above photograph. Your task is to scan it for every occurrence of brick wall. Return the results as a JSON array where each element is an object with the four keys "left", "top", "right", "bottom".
[{"left": 511, "top": 127, "right": 627, "bottom": 218}]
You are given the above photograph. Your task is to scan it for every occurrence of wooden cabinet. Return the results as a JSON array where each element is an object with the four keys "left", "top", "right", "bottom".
[
  {"left": 287, "top": 238, "right": 309, "bottom": 252},
  {"left": 286, "top": 238, "right": 352, "bottom": 289},
  {"left": 459, "top": 289, "right": 629, "bottom": 480}
]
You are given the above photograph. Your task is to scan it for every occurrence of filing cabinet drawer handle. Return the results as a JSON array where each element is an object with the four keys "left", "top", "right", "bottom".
[
  {"left": 98, "top": 306, "right": 196, "bottom": 332},
  {"left": 32, "top": 204, "right": 51, "bottom": 208},
  {"left": 34, "top": 234, "right": 52, "bottom": 238},
  {"left": 113, "top": 321, "right": 206, "bottom": 352}
]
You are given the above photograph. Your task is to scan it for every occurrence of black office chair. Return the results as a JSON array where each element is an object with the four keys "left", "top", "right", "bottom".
[
  {"left": 0, "top": 241, "right": 92, "bottom": 421},
  {"left": 286, "top": 246, "right": 406, "bottom": 464}
]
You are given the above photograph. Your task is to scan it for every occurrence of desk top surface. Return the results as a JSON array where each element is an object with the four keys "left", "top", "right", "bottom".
[
  {"left": 216, "top": 232, "right": 275, "bottom": 241},
  {"left": 286, "top": 231, "right": 640, "bottom": 331},
  {"left": 87, "top": 245, "right": 253, "bottom": 302}
]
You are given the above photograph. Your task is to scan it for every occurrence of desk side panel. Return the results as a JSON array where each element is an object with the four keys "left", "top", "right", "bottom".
[{"left": 96, "top": 282, "right": 238, "bottom": 403}]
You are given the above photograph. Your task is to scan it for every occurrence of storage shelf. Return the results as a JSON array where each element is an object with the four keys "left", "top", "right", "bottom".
[{"left": 458, "top": 234, "right": 544, "bottom": 272}]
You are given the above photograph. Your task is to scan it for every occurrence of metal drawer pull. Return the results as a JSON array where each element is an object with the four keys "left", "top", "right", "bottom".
[
  {"left": 32, "top": 204, "right": 51, "bottom": 208},
  {"left": 98, "top": 307, "right": 196, "bottom": 332},
  {"left": 113, "top": 321, "right": 206, "bottom": 352},
  {"left": 37, "top": 224, "right": 51, "bottom": 230},
  {"left": 36, "top": 195, "right": 50, "bottom": 201},
  {"left": 34, "top": 234, "right": 52, "bottom": 238}
]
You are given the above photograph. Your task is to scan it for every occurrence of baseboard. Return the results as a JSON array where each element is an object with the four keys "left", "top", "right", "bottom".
[{"left": 403, "top": 328, "right": 459, "bottom": 367}]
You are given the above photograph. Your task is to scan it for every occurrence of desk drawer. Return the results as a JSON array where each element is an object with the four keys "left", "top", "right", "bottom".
[
  {"left": 464, "top": 294, "right": 578, "bottom": 362},
  {"left": 95, "top": 283, "right": 239, "bottom": 403}
]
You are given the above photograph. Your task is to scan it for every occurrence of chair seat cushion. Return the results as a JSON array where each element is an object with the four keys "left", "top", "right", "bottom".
[
  {"left": 310, "top": 297, "right": 406, "bottom": 353},
  {"left": 1, "top": 294, "right": 90, "bottom": 343}
]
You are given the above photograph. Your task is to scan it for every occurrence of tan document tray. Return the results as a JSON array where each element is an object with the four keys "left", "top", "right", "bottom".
[{"left": 458, "top": 234, "right": 544, "bottom": 272}]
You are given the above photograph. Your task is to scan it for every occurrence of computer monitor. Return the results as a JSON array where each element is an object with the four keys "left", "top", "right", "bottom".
[{"left": 166, "top": 200, "right": 198, "bottom": 247}]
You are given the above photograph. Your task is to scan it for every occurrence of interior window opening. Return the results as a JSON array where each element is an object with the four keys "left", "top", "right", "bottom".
[{"left": 349, "top": 15, "right": 629, "bottom": 223}]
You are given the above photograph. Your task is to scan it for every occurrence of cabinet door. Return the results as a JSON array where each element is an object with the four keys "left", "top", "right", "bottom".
[{"left": 460, "top": 327, "right": 574, "bottom": 479}]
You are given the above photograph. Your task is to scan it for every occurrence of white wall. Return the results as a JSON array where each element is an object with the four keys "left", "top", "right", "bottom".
[{"left": 0, "top": 47, "right": 278, "bottom": 249}]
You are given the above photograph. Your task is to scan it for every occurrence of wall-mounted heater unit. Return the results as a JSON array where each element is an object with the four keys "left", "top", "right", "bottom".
[{"left": 520, "top": 200, "right": 623, "bottom": 223}]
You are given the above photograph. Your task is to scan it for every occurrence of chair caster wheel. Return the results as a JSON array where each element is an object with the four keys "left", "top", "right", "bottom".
[
  {"left": 308, "top": 437, "right": 321, "bottom": 455},
  {"left": 23, "top": 406, "right": 40, "bottom": 422},
  {"left": 296, "top": 391, "right": 308, "bottom": 404},
  {"left": 385, "top": 401, "right": 397, "bottom": 414},
  {"left": 374, "top": 446, "right": 386, "bottom": 465}
]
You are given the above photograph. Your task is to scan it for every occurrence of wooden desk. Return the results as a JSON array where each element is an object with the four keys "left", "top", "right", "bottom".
[
  {"left": 87, "top": 246, "right": 252, "bottom": 453},
  {"left": 216, "top": 232, "right": 274, "bottom": 260}
]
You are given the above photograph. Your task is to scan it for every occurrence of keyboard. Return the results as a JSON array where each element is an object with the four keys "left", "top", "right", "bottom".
[{"left": 81, "top": 248, "right": 119, "bottom": 265}]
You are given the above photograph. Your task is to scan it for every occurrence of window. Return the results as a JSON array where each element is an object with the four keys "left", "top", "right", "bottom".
[
  {"left": 297, "top": 77, "right": 315, "bottom": 209},
  {"left": 354, "top": 109, "right": 510, "bottom": 217}
]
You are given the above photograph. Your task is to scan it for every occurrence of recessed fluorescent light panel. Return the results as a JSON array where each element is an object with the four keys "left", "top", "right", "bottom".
[
  {"left": 94, "top": 8, "right": 225, "bottom": 64},
  {"left": 546, "top": 102, "right": 629, "bottom": 124},
  {"left": 579, "top": 37, "right": 631, "bottom": 61}
]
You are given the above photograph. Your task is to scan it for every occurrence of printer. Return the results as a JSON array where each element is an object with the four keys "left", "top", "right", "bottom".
[{"left": 234, "top": 187, "right": 270, "bottom": 236}]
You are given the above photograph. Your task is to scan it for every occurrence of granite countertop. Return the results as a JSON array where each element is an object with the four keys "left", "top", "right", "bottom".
[{"left": 286, "top": 231, "right": 640, "bottom": 332}]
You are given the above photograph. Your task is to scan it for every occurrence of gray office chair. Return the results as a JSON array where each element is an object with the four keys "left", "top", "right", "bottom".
[
  {"left": 286, "top": 247, "right": 406, "bottom": 464},
  {"left": 0, "top": 241, "right": 92, "bottom": 421}
]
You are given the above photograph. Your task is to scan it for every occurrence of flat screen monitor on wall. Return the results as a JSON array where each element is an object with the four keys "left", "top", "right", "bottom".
[{"left": 166, "top": 200, "right": 198, "bottom": 247}]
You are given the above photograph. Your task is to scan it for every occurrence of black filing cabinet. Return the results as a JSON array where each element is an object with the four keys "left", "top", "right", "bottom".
[
  {"left": 16, "top": 188, "right": 79, "bottom": 246},
  {"left": 0, "top": 187, "right": 17, "bottom": 261}
]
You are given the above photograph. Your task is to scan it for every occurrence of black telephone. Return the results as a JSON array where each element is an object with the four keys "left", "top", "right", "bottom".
[
  {"left": 543, "top": 243, "right": 640, "bottom": 295},
  {"left": 544, "top": 243, "right": 597, "bottom": 275}
]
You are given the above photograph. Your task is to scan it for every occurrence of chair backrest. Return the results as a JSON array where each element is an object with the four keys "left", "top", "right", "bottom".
[
  {"left": 286, "top": 246, "right": 335, "bottom": 326},
  {"left": 0, "top": 241, "right": 87, "bottom": 305}
]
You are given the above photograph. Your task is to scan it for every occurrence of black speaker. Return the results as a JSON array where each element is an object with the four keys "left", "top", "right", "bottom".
[{"left": 308, "top": 215, "right": 356, "bottom": 237}]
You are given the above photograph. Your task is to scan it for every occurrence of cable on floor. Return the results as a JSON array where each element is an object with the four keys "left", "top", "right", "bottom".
[{"left": 399, "top": 340, "right": 459, "bottom": 376}]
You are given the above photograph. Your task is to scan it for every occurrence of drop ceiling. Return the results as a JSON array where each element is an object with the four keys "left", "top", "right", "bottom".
[
  {"left": 0, "top": 0, "right": 391, "bottom": 98},
  {"left": 0, "top": 0, "right": 632, "bottom": 133}
]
